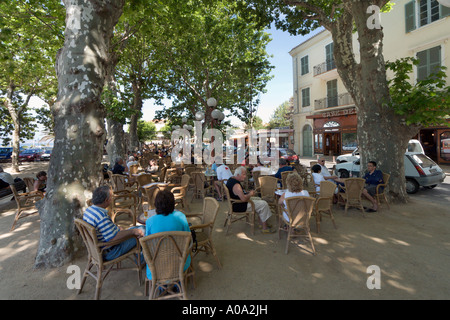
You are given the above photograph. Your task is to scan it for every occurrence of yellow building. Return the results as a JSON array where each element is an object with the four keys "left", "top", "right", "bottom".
[{"left": 289, "top": 0, "right": 450, "bottom": 163}]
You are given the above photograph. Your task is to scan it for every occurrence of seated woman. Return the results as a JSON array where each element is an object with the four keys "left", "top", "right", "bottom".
[
  {"left": 144, "top": 189, "right": 191, "bottom": 280},
  {"left": 146, "top": 159, "right": 159, "bottom": 174},
  {"left": 34, "top": 171, "right": 47, "bottom": 192},
  {"left": 278, "top": 172, "right": 310, "bottom": 222}
]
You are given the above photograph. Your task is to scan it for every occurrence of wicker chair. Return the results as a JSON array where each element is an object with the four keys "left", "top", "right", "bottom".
[
  {"left": 314, "top": 181, "right": 337, "bottom": 233},
  {"left": 258, "top": 176, "right": 278, "bottom": 212},
  {"left": 129, "top": 164, "right": 139, "bottom": 175},
  {"left": 376, "top": 173, "right": 390, "bottom": 210},
  {"left": 252, "top": 170, "right": 262, "bottom": 193},
  {"left": 171, "top": 174, "right": 191, "bottom": 211},
  {"left": 9, "top": 184, "right": 44, "bottom": 231},
  {"left": 140, "top": 231, "right": 194, "bottom": 300},
  {"left": 143, "top": 185, "right": 161, "bottom": 210},
  {"left": 136, "top": 174, "right": 155, "bottom": 194},
  {"left": 23, "top": 177, "right": 37, "bottom": 192},
  {"left": 109, "top": 173, "right": 137, "bottom": 193},
  {"left": 74, "top": 219, "right": 143, "bottom": 300},
  {"left": 189, "top": 197, "right": 221, "bottom": 268},
  {"left": 222, "top": 183, "right": 256, "bottom": 235},
  {"left": 278, "top": 196, "right": 316, "bottom": 255},
  {"left": 190, "top": 172, "right": 211, "bottom": 202},
  {"left": 110, "top": 190, "right": 139, "bottom": 225},
  {"left": 158, "top": 167, "right": 167, "bottom": 183},
  {"left": 338, "top": 178, "right": 366, "bottom": 215},
  {"left": 280, "top": 170, "right": 292, "bottom": 189}
]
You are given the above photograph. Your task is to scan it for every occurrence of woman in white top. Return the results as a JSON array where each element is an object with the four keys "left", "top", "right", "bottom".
[{"left": 278, "top": 172, "right": 310, "bottom": 222}]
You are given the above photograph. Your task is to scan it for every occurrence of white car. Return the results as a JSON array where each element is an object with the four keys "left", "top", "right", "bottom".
[
  {"left": 334, "top": 152, "right": 445, "bottom": 194},
  {"left": 336, "top": 139, "right": 424, "bottom": 164},
  {"left": 41, "top": 149, "right": 52, "bottom": 161},
  {"left": 336, "top": 147, "right": 360, "bottom": 163}
]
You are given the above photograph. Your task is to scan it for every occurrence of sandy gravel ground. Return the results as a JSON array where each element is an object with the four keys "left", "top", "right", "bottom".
[{"left": 0, "top": 160, "right": 449, "bottom": 300}]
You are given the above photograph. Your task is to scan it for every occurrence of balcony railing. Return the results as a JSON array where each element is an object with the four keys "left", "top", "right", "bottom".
[
  {"left": 313, "top": 60, "right": 337, "bottom": 76},
  {"left": 314, "top": 92, "right": 354, "bottom": 110}
]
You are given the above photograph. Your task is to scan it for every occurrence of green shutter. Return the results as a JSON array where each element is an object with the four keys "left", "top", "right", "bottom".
[
  {"left": 302, "top": 88, "right": 310, "bottom": 108},
  {"left": 405, "top": 0, "right": 416, "bottom": 32},
  {"left": 441, "top": 4, "right": 450, "bottom": 18}
]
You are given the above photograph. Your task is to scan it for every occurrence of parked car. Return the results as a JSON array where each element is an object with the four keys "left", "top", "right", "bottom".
[
  {"left": 336, "top": 147, "right": 360, "bottom": 164},
  {"left": 336, "top": 139, "right": 424, "bottom": 164},
  {"left": 0, "top": 147, "right": 13, "bottom": 162},
  {"left": 278, "top": 148, "right": 299, "bottom": 164},
  {"left": 41, "top": 148, "right": 52, "bottom": 161},
  {"left": 19, "top": 149, "right": 44, "bottom": 162},
  {"left": 334, "top": 152, "right": 445, "bottom": 194}
]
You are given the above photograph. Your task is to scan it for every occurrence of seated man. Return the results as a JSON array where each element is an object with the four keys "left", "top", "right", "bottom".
[
  {"left": 83, "top": 186, "right": 144, "bottom": 261},
  {"left": 274, "top": 158, "right": 293, "bottom": 187},
  {"left": 317, "top": 157, "right": 339, "bottom": 181},
  {"left": 214, "top": 163, "right": 232, "bottom": 201},
  {"left": 126, "top": 156, "right": 138, "bottom": 170},
  {"left": 112, "top": 157, "right": 128, "bottom": 175},
  {"left": 226, "top": 166, "right": 274, "bottom": 233},
  {"left": 362, "top": 161, "right": 384, "bottom": 212}
]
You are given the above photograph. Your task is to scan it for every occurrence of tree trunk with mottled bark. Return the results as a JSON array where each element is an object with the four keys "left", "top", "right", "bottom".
[
  {"left": 330, "top": 0, "right": 418, "bottom": 203},
  {"left": 35, "top": 0, "right": 125, "bottom": 268}
]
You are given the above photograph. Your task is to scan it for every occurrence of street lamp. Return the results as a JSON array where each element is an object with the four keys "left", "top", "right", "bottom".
[{"left": 206, "top": 97, "right": 225, "bottom": 160}]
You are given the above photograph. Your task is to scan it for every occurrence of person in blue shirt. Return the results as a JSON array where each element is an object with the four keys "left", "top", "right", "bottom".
[
  {"left": 362, "top": 161, "right": 384, "bottom": 212},
  {"left": 83, "top": 186, "right": 144, "bottom": 261},
  {"left": 274, "top": 158, "right": 294, "bottom": 187},
  {"left": 145, "top": 189, "right": 191, "bottom": 280}
]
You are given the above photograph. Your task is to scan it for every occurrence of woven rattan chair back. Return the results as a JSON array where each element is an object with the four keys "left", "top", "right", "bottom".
[
  {"left": 129, "top": 164, "right": 139, "bottom": 175},
  {"left": 280, "top": 196, "right": 316, "bottom": 255},
  {"left": 139, "top": 231, "right": 192, "bottom": 300},
  {"left": 345, "top": 178, "right": 365, "bottom": 202},
  {"left": 252, "top": 170, "right": 261, "bottom": 190},
  {"left": 23, "top": 177, "right": 35, "bottom": 192},
  {"left": 258, "top": 176, "right": 278, "bottom": 199}
]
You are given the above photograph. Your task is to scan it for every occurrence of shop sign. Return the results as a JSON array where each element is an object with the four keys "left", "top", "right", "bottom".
[{"left": 322, "top": 108, "right": 356, "bottom": 118}]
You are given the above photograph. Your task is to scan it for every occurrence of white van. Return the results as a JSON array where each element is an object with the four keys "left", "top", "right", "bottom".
[{"left": 336, "top": 139, "right": 424, "bottom": 163}]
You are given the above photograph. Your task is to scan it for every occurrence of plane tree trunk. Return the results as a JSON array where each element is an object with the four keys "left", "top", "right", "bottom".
[{"left": 35, "top": 0, "right": 125, "bottom": 268}]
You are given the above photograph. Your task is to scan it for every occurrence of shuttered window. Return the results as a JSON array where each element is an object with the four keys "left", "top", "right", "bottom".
[
  {"left": 405, "top": 0, "right": 450, "bottom": 33},
  {"left": 301, "top": 88, "right": 310, "bottom": 108},
  {"left": 417, "top": 46, "right": 441, "bottom": 81},
  {"left": 300, "top": 55, "right": 309, "bottom": 75},
  {"left": 405, "top": 0, "right": 416, "bottom": 32}
]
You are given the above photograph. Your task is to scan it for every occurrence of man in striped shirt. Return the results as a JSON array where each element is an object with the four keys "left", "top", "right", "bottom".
[{"left": 83, "top": 186, "right": 144, "bottom": 261}]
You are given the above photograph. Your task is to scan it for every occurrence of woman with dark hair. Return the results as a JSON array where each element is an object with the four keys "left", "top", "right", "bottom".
[
  {"left": 34, "top": 171, "right": 47, "bottom": 192},
  {"left": 144, "top": 189, "right": 191, "bottom": 280},
  {"left": 311, "top": 164, "right": 325, "bottom": 193}
]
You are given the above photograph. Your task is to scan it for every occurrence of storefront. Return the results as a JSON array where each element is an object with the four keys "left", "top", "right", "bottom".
[
  {"left": 306, "top": 107, "right": 449, "bottom": 164},
  {"left": 306, "top": 107, "right": 357, "bottom": 156},
  {"left": 418, "top": 126, "right": 450, "bottom": 164}
]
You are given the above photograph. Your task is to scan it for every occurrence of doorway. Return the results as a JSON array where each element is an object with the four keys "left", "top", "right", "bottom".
[
  {"left": 419, "top": 129, "right": 437, "bottom": 161},
  {"left": 324, "top": 132, "right": 340, "bottom": 156}
]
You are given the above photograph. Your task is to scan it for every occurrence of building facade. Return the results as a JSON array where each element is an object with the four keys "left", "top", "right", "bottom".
[{"left": 290, "top": 0, "right": 450, "bottom": 163}]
